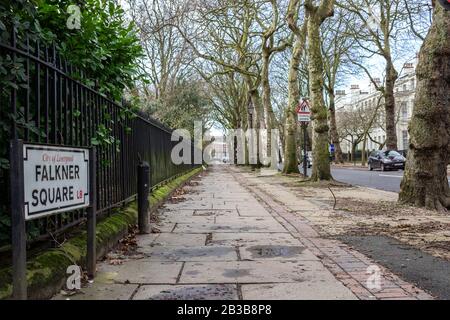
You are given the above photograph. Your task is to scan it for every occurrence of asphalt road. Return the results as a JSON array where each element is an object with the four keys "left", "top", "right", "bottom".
[
  {"left": 283, "top": 163, "right": 449, "bottom": 193},
  {"left": 304, "top": 166, "right": 450, "bottom": 193},
  {"left": 331, "top": 167, "right": 405, "bottom": 193},
  {"left": 300, "top": 166, "right": 405, "bottom": 193}
]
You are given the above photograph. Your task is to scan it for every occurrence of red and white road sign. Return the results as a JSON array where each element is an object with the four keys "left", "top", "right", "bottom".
[{"left": 296, "top": 99, "right": 311, "bottom": 123}]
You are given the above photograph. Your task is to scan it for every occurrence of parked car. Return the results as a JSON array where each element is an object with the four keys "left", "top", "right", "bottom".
[{"left": 368, "top": 150, "right": 406, "bottom": 171}]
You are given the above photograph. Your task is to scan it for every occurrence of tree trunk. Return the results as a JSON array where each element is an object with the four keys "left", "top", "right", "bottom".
[
  {"left": 351, "top": 143, "right": 356, "bottom": 165},
  {"left": 399, "top": 5, "right": 450, "bottom": 211},
  {"left": 308, "top": 14, "right": 332, "bottom": 181},
  {"left": 262, "top": 50, "right": 277, "bottom": 169},
  {"left": 384, "top": 60, "right": 399, "bottom": 150},
  {"left": 283, "top": 33, "right": 303, "bottom": 174},
  {"left": 328, "top": 92, "right": 344, "bottom": 163},
  {"left": 249, "top": 86, "right": 263, "bottom": 168},
  {"left": 361, "top": 136, "right": 367, "bottom": 166}
]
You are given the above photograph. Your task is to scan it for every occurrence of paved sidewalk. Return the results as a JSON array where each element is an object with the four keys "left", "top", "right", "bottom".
[{"left": 55, "top": 165, "right": 433, "bottom": 300}]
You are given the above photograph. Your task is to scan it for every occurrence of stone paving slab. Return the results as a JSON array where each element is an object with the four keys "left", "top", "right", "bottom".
[
  {"left": 207, "top": 232, "right": 299, "bottom": 247},
  {"left": 159, "top": 215, "right": 215, "bottom": 224},
  {"left": 152, "top": 221, "right": 176, "bottom": 233},
  {"left": 172, "top": 219, "right": 286, "bottom": 233},
  {"left": 96, "top": 260, "right": 183, "bottom": 284},
  {"left": 242, "top": 282, "right": 356, "bottom": 300},
  {"left": 236, "top": 208, "right": 273, "bottom": 217},
  {"left": 137, "top": 246, "right": 238, "bottom": 262},
  {"left": 140, "top": 233, "right": 207, "bottom": 247},
  {"left": 133, "top": 284, "right": 238, "bottom": 300},
  {"left": 238, "top": 245, "right": 319, "bottom": 261},
  {"left": 194, "top": 209, "right": 239, "bottom": 217},
  {"left": 179, "top": 260, "right": 340, "bottom": 284},
  {"left": 236, "top": 203, "right": 267, "bottom": 210},
  {"left": 164, "top": 202, "right": 213, "bottom": 210},
  {"left": 54, "top": 283, "right": 138, "bottom": 300}
]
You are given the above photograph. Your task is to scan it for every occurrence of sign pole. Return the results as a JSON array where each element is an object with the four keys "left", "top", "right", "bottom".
[
  {"left": 296, "top": 98, "right": 311, "bottom": 178},
  {"left": 87, "top": 148, "right": 97, "bottom": 279},
  {"left": 10, "top": 139, "right": 27, "bottom": 300},
  {"left": 303, "top": 124, "right": 308, "bottom": 177}
]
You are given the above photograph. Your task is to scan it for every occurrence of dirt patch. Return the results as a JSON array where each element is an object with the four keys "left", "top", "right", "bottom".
[
  {"left": 335, "top": 198, "right": 445, "bottom": 217},
  {"left": 311, "top": 198, "right": 450, "bottom": 260},
  {"left": 291, "top": 180, "right": 351, "bottom": 189}
]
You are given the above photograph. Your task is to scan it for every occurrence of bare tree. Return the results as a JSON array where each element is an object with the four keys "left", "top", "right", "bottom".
[
  {"left": 127, "top": 0, "right": 193, "bottom": 100},
  {"left": 337, "top": 96, "right": 382, "bottom": 164},
  {"left": 340, "top": 0, "right": 414, "bottom": 151},
  {"left": 321, "top": 7, "right": 355, "bottom": 164},
  {"left": 259, "top": 0, "right": 291, "bottom": 168}
]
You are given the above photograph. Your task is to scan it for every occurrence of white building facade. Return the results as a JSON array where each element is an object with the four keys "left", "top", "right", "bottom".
[{"left": 336, "top": 62, "right": 416, "bottom": 155}]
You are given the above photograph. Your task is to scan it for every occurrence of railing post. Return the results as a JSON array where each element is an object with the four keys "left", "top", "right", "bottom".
[
  {"left": 137, "top": 161, "right": 150, "bottom": 234},
  {"left": 87, "top": 148, "right": 97, "bottom": 279},
  {"left": 10, "top": 139, "right": 27, "bottom": 300}
]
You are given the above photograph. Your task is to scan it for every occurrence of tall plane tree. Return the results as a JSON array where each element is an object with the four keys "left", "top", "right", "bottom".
[
  {"left": 399, "top": 2, "right": 450, "bottom": 211},
  {"left": 283, "top": 0, "right": 307, "bottom": 174},
  {"left": 305, "top": 0, "right": 335, "bottom": 181}
]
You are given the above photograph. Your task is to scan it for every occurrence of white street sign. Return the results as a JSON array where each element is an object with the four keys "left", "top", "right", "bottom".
[{"left": 23, "top": 144, "right": 90, "bottom": 221}]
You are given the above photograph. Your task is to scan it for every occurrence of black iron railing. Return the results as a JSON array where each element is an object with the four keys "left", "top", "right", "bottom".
[{"left": 0, "top": 28, "right": 198, "bottom": 246}]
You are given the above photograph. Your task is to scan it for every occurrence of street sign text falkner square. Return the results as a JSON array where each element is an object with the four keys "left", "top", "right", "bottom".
[{"left": 23, "top": 144, "right": 90, "bottom": 221}]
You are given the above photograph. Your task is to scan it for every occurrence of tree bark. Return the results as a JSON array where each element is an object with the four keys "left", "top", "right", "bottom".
[
  {"left": 399, "top": 4, "right": 450, "bottom": 211},
  {"left": 351, "top": 143, "right": 357, "bottom": 165},
  {"left": 307, "top": 9, "right": 333, "bottom": 181},
  {"left": 248, "top": 85, "right": 263, "bottom": 168},
  {"left": 384, "top": 59, "right": 399, "bottom": 150},
  {"left": 361, "top": 136, "right": 367, "bottom": 166},
  {"left": 262, "top": 49, "right": 277, "bottom": 169},
  {"left": 283, "top": 31, "right": 304, "bottom": 174},
  {"left": 328, "top": 92, "right": 344, "bottom": 163}
]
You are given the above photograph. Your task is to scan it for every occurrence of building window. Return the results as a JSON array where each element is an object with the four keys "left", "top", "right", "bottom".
[
  {"left": 403, "top": 84, "right": 407, "bottom": 91},
  {"left": 411, "top": 79, "right": 415, "bottom": 90},
  {"left": 402, "top": 131, "right": 409, "bottom": 150},
  {"left": 401, "top": 102, "right": 408, "bottom": 120}
]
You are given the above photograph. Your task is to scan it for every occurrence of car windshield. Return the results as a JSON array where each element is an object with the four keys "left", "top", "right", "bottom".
[{"left": 382, "top": 151, "right": 402, "bottom": 158}]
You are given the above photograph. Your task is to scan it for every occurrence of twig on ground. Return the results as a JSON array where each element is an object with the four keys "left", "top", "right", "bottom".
[{"left": 328, "top": 187, "right": 337, "bottom": 210}]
